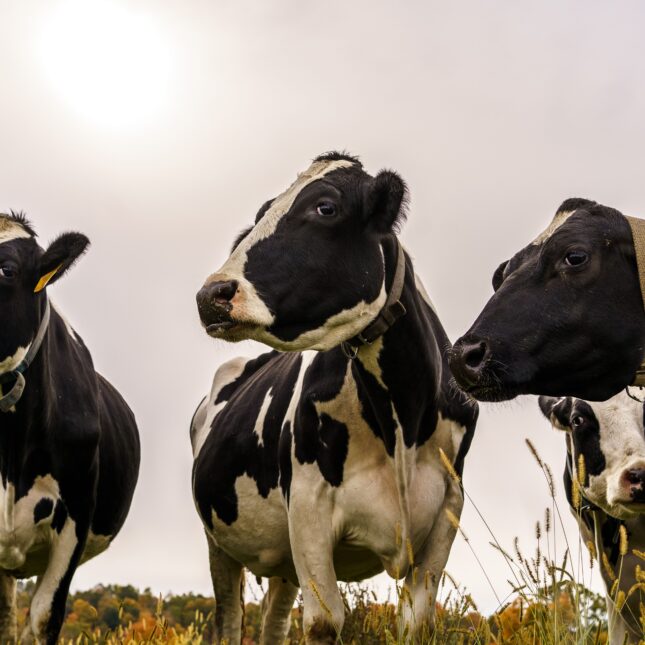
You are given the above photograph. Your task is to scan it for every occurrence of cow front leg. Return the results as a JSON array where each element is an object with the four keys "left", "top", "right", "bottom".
[
  {"left": 400, "top": 480, "right": 464, "bottom": 639},
  {"left": 26, "top": 519, "right": 86, "bottom": 644},
  {"left": 206, "top": 532, "right": 244, "bottom": 645},
  {"left": 288, "top": 497, "right": 344, "bottom": 644},
  {"left": 259, "top": 576, "right": 298, "bottom": 645},
  {"left": 0, "top": 572, "right": 17, "bottom": 642}
]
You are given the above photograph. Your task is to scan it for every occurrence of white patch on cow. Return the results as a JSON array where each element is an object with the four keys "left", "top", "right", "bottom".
[
  {"left": 584, "top": 390, "right": 645, "bottom": 515},
  {"left": 253, "top": 389, "right": 273, "bottom": 447},
  {"left": 191, "top": 356, "right": 248, "bottom": 458},
  {"left": 202, "top": 158, "right": 355, "bottom": 330},
  {"left": 81, "top": 531, "right": 112, "bottom": 563},
  {"left": 259, "top": 285, "right": 387, "bottom": 352},
  {"left": 0, "top": 345, "right": 29, "bottom": 376},
  {"left": 531, "top": 210, "right": 574, "bottom": 245},
  {"left": 50, "top": 301, "right": 79, "bottom": 341},
  {"left": 0, "top": 219, "right": 31, "bottom": 245},
  {"left": 29, "top": 517, "right": 78, "bottom": 638},
  {"left": 357, "top": 336, "right": 386, "bottom": 388},
  {"left": 0, "top": 475, "right": 60, "bottom": 571},
  {"left": 208, "top": 473, "right": 292, "bottom": 579}
]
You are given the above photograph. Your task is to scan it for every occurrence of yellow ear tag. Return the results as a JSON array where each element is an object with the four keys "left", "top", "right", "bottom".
[{"left": 34, "top": 264, "right": 62, "bottom": 293}]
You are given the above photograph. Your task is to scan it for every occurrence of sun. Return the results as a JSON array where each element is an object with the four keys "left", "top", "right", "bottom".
[{"left": 39, "top": 0, "right": 172, "bottom": 129}]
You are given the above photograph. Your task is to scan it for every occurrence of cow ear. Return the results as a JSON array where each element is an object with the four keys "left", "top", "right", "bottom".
[
  {"left": 492, "top": 260, "right": 509, "bottom": 292},
  {"left": 35, "top": 232, "right": 90, "bottom": 292},
  {"left": 364, "top": 170, "right": 408, "bottom": 233},
  {"left": 538, "top": 396, "right": 572, "bottom": 431}
]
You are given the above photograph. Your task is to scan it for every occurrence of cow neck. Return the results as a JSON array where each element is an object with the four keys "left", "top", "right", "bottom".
[
  {"left": 350, "top": 236, "right": 441, "bottom": 446},
  {"left": 341, "top": 236, "right": 407, "bottom": 358},
  {"left": 0, "top": 299, "right": 51, "bottom": 414},
  {"left": 626, "top": 216, "right": 645, "bottom": 386}
]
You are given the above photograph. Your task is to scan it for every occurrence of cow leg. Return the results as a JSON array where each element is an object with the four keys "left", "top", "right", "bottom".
[
  {"left": 288, "top": 500, "right": 344, "bottom": 644},
  {"left": 206, "top": 533, "right": 244, "bottom": 645},
  {"left": 25, "top": 519, "right": 86, "bottom": 644},
  {"left": 0, "top": 573, "right": 17, "bottom": 642},
  {"left": 400, "top": 480, "right": 464, "bottom": 638},
  {"left": 259, "top": 577, "right": 298, "bottom": 645}
]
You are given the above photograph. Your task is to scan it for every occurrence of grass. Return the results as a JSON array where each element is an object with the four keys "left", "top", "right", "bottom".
[{"left": 19, "top": 440, "right": 645, "bottom": 643}]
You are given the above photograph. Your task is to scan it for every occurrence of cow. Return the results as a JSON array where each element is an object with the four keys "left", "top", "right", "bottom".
[
  {"left": 0, "top": 213, "right": 140, "bottom": 643},
  {"left": 449, "top": 198, "right": 645, "bottom": 402},
  {"left": 191, "top": 152, "right": 478, "bottom": 644},
  {"left": 539, "top": 390, "right": 645, "bottom": 644}
]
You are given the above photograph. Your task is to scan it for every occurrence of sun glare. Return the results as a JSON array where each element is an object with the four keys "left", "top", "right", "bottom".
[{"left": 39, "top": 0, "right": 172, "bottom": 129}]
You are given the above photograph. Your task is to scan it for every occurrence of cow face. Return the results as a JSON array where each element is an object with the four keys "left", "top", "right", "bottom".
[
  {"left": 539, "top": 391, "right": 645, "bottom": 519},
  {"left": 449, "top": 199, "right": 645, "bottom": 402},
  {"left": 196, "top": 153, "right": 407, "bottom": 351},
  {"left": 0, "top": 213, "right": 89, "bottom": 372}
]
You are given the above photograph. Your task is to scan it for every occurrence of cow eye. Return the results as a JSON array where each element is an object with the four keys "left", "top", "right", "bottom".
[
  {"left": 0, "top": 266, "right": 15, "bottom": 278},
  {"left": 571, "top": 415, "right": 585, "bottom": 428},
  {"left": 564, "top": 251, "right": 588, "bottom": 267},
  {"left": 316, "top": 202, "right": 336, "bottom": 217}
]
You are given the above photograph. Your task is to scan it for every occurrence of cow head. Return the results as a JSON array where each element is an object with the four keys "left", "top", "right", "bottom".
[
  {"left": 0, "top": 213, "right": 89, "bottom": 373},
  {"left": 196, "top": 152, "right": 408, "bottom": 351},
  {"left": 540, "top": 391, "right": 645, "bottom": 519},
  {"left": 449, "top": 199, "right": 645, "bottom": 401}
]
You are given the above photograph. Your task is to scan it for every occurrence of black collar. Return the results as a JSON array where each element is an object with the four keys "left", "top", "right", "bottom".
[
  {"left": 341, "top": 238, "right": 407, "bottom": 358},
  {"left": 0, "top": 299, "right": 50, "bottom": 413}
]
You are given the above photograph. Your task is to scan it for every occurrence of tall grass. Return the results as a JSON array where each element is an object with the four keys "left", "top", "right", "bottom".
[{"left": 28, "top": 441, "right": 645, "bottom": 643}]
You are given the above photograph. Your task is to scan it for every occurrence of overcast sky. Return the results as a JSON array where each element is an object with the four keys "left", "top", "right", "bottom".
[{"left": 2, "top": 0, "right": 645, "bottom": 614}]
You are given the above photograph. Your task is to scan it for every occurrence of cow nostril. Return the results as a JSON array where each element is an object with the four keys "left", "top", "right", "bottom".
[
  {"left": 463, "top": 341, "right": 488, "bottom": 370},
  {"left": 209, "top": 280, "right": 239, "bottom": 304},
  {"left": 625, "top": 469, "right": 645, "bottom": 486}
]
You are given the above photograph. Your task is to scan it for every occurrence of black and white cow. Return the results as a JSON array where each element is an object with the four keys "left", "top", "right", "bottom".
[
  {"left": 449, "top": 199, "right": 645, "bottom": 402},
  {"left": 0, "top": 213, "right": 140, "bottom": 643},
  {"left": 540, "top": 391, "right": 645, "bottom": 644},
  {"left": 191, "top": 153, "right": 478, "bottom": 644}
]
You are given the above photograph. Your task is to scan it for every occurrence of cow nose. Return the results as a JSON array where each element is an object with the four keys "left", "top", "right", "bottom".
[
  {"left": 450, "top": 338, "right": 490, "bottom": 387},
  {"left": 622, "top": 468, "right": 645, "bottom": 501},
  {"left": 196, "top": 280, "right": 239, "bottom": 324},
  {"left": 204, "top": 280, "right": 238, "bottom": 304},
  {"left": 197, "top": 280, "right": 239, "bottom": 307}
]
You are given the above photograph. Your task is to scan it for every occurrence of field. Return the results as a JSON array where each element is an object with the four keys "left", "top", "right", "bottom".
[{"left": 21, "top": 440, "right": 642, "bottom": 644}]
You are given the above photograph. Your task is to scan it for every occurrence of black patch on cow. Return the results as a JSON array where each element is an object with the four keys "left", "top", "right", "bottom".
[
  {"left": 570, "top": 401, "right": 606, "bottom": 480},
  {"left": 51, "top": 500, "right": 67, "bottom": 533},
  {"left": 193, "top": 351, "right": 303, "bottom": 527},
  {"left": 279, "top": 422, "right": 292, "bottom": 503},
  {"left": 230, "top": 226, "right": 253, "bottom": 253},
  {"left": 33, "top": 498, "right": 54, "bottom": 524},
  {"left": 556, "top": 198, "right": 597, "bottom": 214},
  {"left": 314, "top": 151, "right": 361, "bottom": 166},
  {"left": 601, "top": 516, "right": 624, "bottom": 566},
  {"left": 215, "top": 351, "right": 278, "bottom": 404},
  {"left": 352, "top": 359, "right": 397, "bottom": 456},
  {"left": 316, "top": 414, "right": 349, "bottom": 487}
]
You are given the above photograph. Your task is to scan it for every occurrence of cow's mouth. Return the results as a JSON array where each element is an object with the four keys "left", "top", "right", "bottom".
[
  {"left": 206, "top": 321, "right": 237, "bottom": 334},
  {"left": 461, "top": 381, "right": 522, "bottom": 403}
]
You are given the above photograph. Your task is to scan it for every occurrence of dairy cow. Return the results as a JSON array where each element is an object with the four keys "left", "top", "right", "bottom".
[
  {"left": 449, "top": 199, "right": 645, "bottom": 402},
  {"left": 0, "top": 213, "right": 140, "bottom": 643},
  {"left": 540, "top": 390, "right": 645, "bottom": 644},
  {"left": 191, "top": 153, "right": 478, "bottom": 644}
]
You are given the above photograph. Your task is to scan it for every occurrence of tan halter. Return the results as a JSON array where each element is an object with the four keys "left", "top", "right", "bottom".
[{"left": 626, "top": 216, "right": 645, "bottom": 386}]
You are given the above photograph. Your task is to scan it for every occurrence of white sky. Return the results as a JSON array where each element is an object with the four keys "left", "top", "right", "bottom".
[{"left": 2, "top": 0, "right": 645, "bottom": 614}]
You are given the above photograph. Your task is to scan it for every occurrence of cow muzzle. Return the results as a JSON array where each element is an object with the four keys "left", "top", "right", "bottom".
[
  {"left": 196, "top": 280, "right": 239, "bottom": 333},
  {"left": 621, "top": 466, "right": 645, "bottom": 504},
  {"left": 449, "top": 336, "right": 508, "bottom": 400}
]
